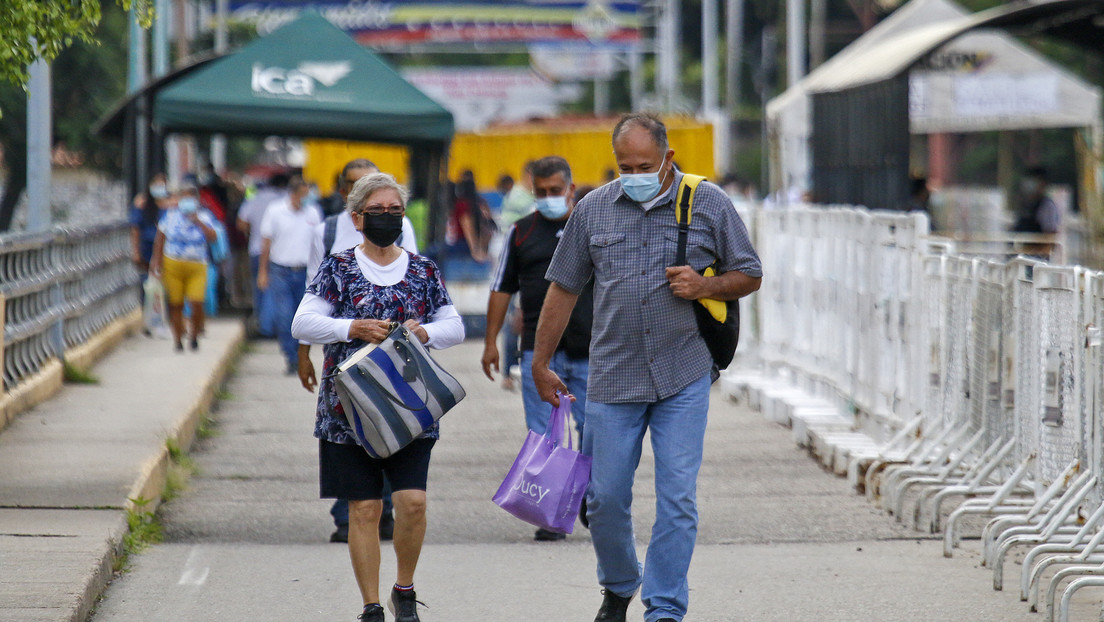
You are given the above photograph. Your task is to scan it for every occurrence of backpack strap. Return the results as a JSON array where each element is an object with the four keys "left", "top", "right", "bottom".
[
  {"left": 674, "top": 174, "right": 706, "bottom": 266},
  {"left": 323, "top": 214, "right": 339, "bottom": 255},
  {"left": 672, "top": 175, "right": 727, "bottom": 323}
]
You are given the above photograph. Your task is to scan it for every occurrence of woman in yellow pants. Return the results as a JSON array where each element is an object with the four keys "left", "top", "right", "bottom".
[{"left": 149, "top": 185, "right": 218, "bottom": 352}]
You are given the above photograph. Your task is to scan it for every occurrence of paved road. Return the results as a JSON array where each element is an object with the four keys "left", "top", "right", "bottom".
[{"left": 88, "top": 339, "right": 1102, "bottom": 621}]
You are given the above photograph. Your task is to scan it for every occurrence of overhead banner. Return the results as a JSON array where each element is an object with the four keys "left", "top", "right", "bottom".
[
  {"left": 228, "top": 1, "right": 643, "bottom": 49},
  {"left": 401, "top": 67, "right": 582, "bottom": 131}
]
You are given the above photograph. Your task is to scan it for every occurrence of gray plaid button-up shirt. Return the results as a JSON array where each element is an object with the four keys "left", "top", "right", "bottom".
[{"left": 546, "top": 172, "right": 762, "bottom": 403}]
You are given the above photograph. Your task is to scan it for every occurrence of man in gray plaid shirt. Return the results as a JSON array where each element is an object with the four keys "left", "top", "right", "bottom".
[{"left": 533, "top": 113, "right": 762, "bottom": 622}]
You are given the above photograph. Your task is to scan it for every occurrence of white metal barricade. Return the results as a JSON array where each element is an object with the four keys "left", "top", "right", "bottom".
[{"left": 726, "top": 203, "right": 1104, "bottom": 620}]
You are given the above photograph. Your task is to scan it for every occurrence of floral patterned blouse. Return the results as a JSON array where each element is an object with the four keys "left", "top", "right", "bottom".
[{"left": 307, "top": 249, "right": 453, "bottom": 445}]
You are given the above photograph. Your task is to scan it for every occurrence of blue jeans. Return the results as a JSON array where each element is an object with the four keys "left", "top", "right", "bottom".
[
  {"left": 583, "top": 374, "right": 711, "bottom": 622},
  {"left": 268, "top": 262, "right": 306, "bottom": 367},
  {"left": 249, "top": 254, "right": 275, "bottom": 337},
  {"left": 520, "top": 350, "right": 587, "bottom": 437}
]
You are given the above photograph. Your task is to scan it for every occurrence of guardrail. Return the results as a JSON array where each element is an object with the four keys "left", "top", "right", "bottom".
[
  {"left": 1, "top": 222, "right": 140, "bottom": 396},
  {"left": 726, "top": 204, "right": 1104, "bottom": 621}
]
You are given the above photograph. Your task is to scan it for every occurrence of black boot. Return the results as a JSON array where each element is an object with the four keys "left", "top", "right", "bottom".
[{"left": 594, "top": 589, "right": 632, "bottom": 622}]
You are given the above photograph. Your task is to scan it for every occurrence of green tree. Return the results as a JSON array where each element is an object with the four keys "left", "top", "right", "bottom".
[
  {"left": 0, "top": 0, "right": 150, "bottom": 93},
  {"left": 0, "top": 0, "right": 150, "bottom": 231}
]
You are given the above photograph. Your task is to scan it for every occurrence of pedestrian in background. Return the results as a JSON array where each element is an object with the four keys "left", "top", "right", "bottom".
[
  {"left": 483, "top": 155, "right": 594, "bottom": 541},
  {"left": 149, "top": 183, "right": 219, "bottom": 353},
  {"left": 130, "top": 172, "right": 169, "bottom": 276},
  {"left": 905, "top": 176, "right": 931, "bottom": 216},
  {"left": 500, "top": 160, "right": 535, "bottom": 227},
  {"left": 493, "top": 162, "right": 536, "bottom": 388},
  {"left": 299, "top": 158, "right": 417, "bottom": 545},
  {"left": 236, "top": 173, "right": 289, "bottom": 338},
  {"left": 1013, "top": 166, "right": 1060, "bottom": 258},
  {"left": 291, "top": 172, "right": 464, "bottom": 622},
  {"left": 257, "top": 175, "right": 323, "bottom": 375},
  {"left": 533, "top": 113, "right": 763, "bottom": 622},
  {"left": 448, "top": 170, "right": 494, "bottom": 263}
]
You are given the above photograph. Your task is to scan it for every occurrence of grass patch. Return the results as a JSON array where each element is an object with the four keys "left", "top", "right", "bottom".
[
  {"left": 63, "top": 362, "right": 99, "bottom": 384},
  {"left": 196, "top": 411, "right": 219, "bottom": 440},
  {"left": 162, "top": 438, "right": 196, "bottom": 502},
  {"left": 114, "top": 497, "right": 163, "bottom": 572}
]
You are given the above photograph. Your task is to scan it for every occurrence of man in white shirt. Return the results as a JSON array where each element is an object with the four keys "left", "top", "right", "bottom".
[
  {"left": 236, "top": 174, "right": 289, "bottom": 337},
  {"left": 257, "top": 175, "right": 324, "bottom": 374}
]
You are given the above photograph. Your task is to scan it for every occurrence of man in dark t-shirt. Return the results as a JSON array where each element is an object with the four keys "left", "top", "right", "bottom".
[{"left": 482, "top": 156, "right": 594, "bottom": 539}]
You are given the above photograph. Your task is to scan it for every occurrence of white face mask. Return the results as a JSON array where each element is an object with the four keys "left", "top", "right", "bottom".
[
  {"left": 535, "top": 195, "right": 569, "bottom": 219},
  {"left": 620, "top": 155, "right": 670, "bottom": 203}
]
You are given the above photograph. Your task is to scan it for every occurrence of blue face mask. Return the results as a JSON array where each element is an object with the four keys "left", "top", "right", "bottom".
[
  {"left": 178, "top": 197, "right": 198, "bottom": 214},
  {"left": 535, "top": 195, "right": 569, "bottom": 219},
  {"left": 149, "top": 184, "right": 168, "bottom": 200},
  {"left": 620, "top": 156, "right": 670, "bottom": 203}
]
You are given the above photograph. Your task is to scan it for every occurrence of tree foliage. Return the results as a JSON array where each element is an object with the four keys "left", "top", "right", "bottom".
[{"left": 0, "top": 0, "right": 151, "bottom": 92}]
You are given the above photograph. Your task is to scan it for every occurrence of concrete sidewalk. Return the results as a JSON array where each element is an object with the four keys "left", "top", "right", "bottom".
[
  {"left": 5, "top": 323, "right": 1104, "bottom": 621},
  {"left": 0, "top": 319, "right": 244, "bottom": 622}
]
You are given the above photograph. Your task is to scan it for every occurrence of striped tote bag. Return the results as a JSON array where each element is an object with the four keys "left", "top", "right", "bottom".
[{"left": 333, "top": 323, "right": 466, "bottom": 458}]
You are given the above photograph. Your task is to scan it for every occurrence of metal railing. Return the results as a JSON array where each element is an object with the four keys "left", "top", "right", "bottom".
[
  {"left": 728, "top": 203, "right": 1104, "bottom": 621},
  {"left": 1, "top": 222, "right": 139, "bottom": 393}
]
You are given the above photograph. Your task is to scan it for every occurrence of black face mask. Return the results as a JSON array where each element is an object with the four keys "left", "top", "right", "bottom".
[{"left": 361, "top": 212, "right": 404, "bottom": 248}]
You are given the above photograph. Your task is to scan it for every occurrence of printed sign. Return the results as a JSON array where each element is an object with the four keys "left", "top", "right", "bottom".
[
  {"left": 228, "top": 0, "right": 642, "bottom": 49},
  {"left": 954, "top": 73, "right": 1059, "bottom": 118}
]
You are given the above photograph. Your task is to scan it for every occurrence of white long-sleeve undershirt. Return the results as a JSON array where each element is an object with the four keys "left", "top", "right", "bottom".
[{"left": 291, "top": 248, "right": 464, "bottom": 349}]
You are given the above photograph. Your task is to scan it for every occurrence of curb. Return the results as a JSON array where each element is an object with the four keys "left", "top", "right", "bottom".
[{"left": 72, "top": 320, "right": 246, "bottom": 622}]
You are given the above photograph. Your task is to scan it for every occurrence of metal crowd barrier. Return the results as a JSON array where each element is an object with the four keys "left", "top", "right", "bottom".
[
  {"left": 726, "top": 204, "right": 1104, "bottom": 620},
  {"left": 1, "top": 222, "right": 139, "bottom": 393}
]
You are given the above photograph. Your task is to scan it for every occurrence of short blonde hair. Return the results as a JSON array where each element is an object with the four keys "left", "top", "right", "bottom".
[{"left": 346, "top": 172, "right": 408, "bottom": 213}]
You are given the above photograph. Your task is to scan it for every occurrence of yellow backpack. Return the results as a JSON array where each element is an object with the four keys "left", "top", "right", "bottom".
[{"left": 673, "top": 174, "right": 740, "bottom": 375}]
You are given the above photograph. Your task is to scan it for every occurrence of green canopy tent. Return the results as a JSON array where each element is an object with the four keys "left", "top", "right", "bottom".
[{"left": 97, "top": 12, "right": 454, "bottom": 242}]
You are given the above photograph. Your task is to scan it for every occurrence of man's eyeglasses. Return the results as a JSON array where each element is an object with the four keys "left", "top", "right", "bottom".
[{"left": 359, "top": 204, "right": 405, "bottom": 216}]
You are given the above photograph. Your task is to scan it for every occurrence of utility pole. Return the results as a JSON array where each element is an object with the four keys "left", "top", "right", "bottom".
[
  {"left": 702, "top": 0, "right": 718, "bottom": 117},
  {"left": 809, "top": 0, "right": 827, "bottom": 69},
  {"left": 725, "top": 0, "right": 745, "bottom": 170},
  {"left": 702, "top": 0, "right": 725, "bottom": 174},
  {"left": 211, "top": 0, "right": 229, "bottom": 173},
  {"left": 656, "top": 0, "right": 680, "bottom": 112},
  {"left": 630, "top": 47, "right": 644, "bottom": 111},
  {"left": 153, "top": 0, "right": 170, "bottom": 77},
  {"left": 128, "top": 6, "right": 149, "bottom": 196},
  {"left": 758, "top": 26, "right": 776, "bottom": 194},
  {"left": 26, "top": 55, "right": 51, "bottom": 232},
  {"left": 786, "top": 0, "right": 806, "bottom": 87}
]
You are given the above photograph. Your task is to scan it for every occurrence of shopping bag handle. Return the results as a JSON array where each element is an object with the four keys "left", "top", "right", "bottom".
[
  {"left": 328, "top": 323, "right": 433, "bottom": 411},
  {"left": 364, "top": 325, "right": 433, "bottom": 411},
  {"left": 547, "top": 393, "right": 573, "bottom": 450}
]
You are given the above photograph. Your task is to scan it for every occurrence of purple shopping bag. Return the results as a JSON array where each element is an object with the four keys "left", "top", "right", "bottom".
[{"left": 492, "top": 396, "right": 592, "bottom": 534}]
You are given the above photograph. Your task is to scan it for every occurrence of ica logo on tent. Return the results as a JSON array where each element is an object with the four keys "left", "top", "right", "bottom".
[{"left": 251, "top": 61, "right": 352, "bottom": 97}]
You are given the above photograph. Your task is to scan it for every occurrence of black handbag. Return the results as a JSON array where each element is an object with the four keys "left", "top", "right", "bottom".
[{"left": 673, "top": 175, "right": 740, "bottom": 382}]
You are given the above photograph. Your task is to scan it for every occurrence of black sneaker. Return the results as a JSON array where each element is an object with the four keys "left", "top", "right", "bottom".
[
  {"left": 379, "top": 511, "right": 395, "bottom": 541},
  {"left": 594, "top": 589, "right": 632, "bottom": 622},
  {"left": 190, "top": 337, "right": 199, "bottom": 351},
  {"left": 357, "top": 603, "right": 384, "bottom": 621},
  {"left": 388, "top": 587, "right": 425, "bottom": 622},
  {"left": 330, "top": 524, "right": 349, "bottom": 543},
  {"left": 534, "top": 528, "right": 566, "bottom": 541}
]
